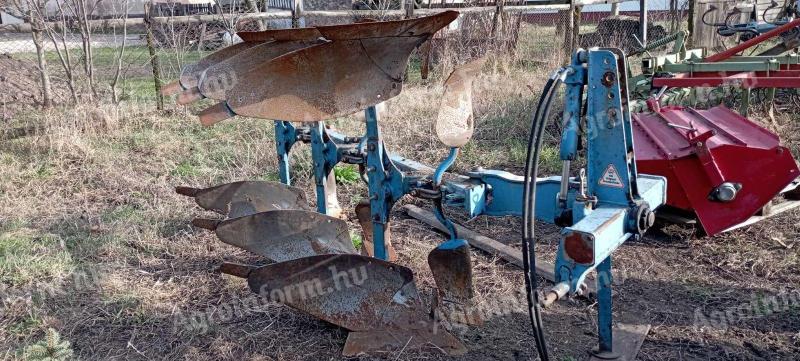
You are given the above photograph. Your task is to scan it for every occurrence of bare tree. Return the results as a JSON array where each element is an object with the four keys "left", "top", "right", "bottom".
[
  {"left": 144, "top": 2, "right": 164, "bottom": 110},
  {"left": 246, "top": 0, "right": 265, "bottom": 31},
  {"left": 62, "top": 0, "right": 102, "bottom": 100},
  {"left": 34, "top": 0, "right": 79, "bottom": 103},
  {"left": 355, "top": 0, "right": 395, "bottom": 21},
  {"left": 218, "top": 0, "right": 247, "bottom": 43},
  {"left": 110, "top": 0, "right": 129, "bottom": 103},
  {"left": 1, "top": 0, "right": 55, "bottom": 107}
]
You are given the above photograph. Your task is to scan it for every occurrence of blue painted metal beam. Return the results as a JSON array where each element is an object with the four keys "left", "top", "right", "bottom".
[{"left": 274, "top": 120, "right": 297, "bottom": 185}]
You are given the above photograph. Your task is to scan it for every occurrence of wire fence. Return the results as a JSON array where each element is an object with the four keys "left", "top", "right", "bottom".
[{"left": 0, "top": 0, "right": 691, "bottom": 117}]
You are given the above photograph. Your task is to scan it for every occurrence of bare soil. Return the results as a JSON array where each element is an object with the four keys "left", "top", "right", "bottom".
[{"left": 0, "top": 53, "right": 71, "bottom": 119}]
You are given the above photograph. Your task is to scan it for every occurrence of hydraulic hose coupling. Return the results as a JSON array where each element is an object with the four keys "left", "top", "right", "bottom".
[
  {"left": 541, "top": 282, "right": 571, "bottom": 307},
  {"left": 547, "top": 69, "right": 563, "bottom": 81}
]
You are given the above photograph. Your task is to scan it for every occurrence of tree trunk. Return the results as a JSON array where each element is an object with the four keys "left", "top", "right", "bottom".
[
  {"left": 490, "top": 0, "right": 504, "bottom": 40},
  {"left": 145, "top": 4, "right": 164, "bottom": 111},
  {"left": 78, "top": 0, "right": 97, "bottom": 100},
  {"left": 31, "top": 28, "right": 53, "bottom": 108},
  {"left": 563, "top": 2, "right": 574, "bottom": 61},
  {"left": 419, "top": 39, "right": 431, "bottom": 80},
  {"left": 111, "top": 0, "right": 129, "bottom": 104},
  {"left": 32, "top": 0, "right": 77, "bottom": 103},
  {"left": 572, "top": 5, "right": 581, "bottom": 52},
  {"left": 245, "top": 0, "right": 265, "bottom": 30},
  {"left": 687, "top": 0, "right": 695, "bottom": 48}
]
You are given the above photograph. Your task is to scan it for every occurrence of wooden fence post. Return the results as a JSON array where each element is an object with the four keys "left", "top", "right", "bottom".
[
  {"left": 291, "top": 0, "right": 303, "bottom": 28},
  {"left": 687, "top": 0, "right": 695, "bottom": 47},
  {"left": 564, "top": 2, "right": 581, "bottom": 61},
  {"left": 572, "top": 5, "right": 581, "bottom": 51},
  {"left": 639, "top": 0, "right": 648, "bottom": 44},
  {"left": 420, "top": 40, "right": 431, "bottom": 80}
]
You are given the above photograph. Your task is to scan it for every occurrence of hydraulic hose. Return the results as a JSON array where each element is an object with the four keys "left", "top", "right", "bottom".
[
  {"left": 521, "top": 68, "right": 567, "bottom": 361},
  {"left": 764, "top": 1, "right": 780, "bottom": 25}
]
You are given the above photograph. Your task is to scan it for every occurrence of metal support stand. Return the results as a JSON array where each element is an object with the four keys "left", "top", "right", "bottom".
[
  {"left": 364, "top": 106, "right": 391, "bottom": 260},
  {"left": 310, "top": 121, "right": 340, "bottom": 216},
  {"left": 593, "top": 256, "right": 618, "bottom": 359},
  {"left": 275, "top": 120, "right": 297, "bottom": 185}
]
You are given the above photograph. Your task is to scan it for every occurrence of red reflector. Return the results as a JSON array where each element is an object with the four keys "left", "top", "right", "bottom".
[{"left": 564, "top": 232, "right": 593, "bottom": 265}]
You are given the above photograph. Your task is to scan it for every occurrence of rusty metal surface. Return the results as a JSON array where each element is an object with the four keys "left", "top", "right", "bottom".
[
  {"left": 222, "top": 38, "right": 405, "bottom": 121},
  {"left": 176, "top": 86, "right": 204, "bottom": 105},
  {"left": 436, "top": 58, "right": 485, "bottom": 147},
  {"left": 161, "top": 80, "right": 183, "bottom": 96},
  {"left": 223, "top": 253, "right": 465, "bottom": 355},
  {"left": 210, "top": 12, "right": 458, "bottom": 122},
  {"left": 198, "top": 102, "right": 235, "bottom": 127},
  {"left": 243, "top": 254, "right": 422, "bottom": 330},
  {"left": 218, "top": 262, "right": 254, "bottom": 278},
  {"left": 354, "top": 200, "right": 397, "bottom": 262},
  {"left": 179, "top": 41, "right": 262, "bottom": 89},
  {"left": 198, "top": 39, "right": 326, "bottom": 101},
  {"left": 428, "top": 239, "right": 474, "bottom": 302},
  {"left": 238, "top": 27, "right": 325, "bottom": 43},
  {"left": 198, "top": 210, "right": 355, "bottom": 261},
  {"left": 176, "top": 180, "right": 310, "bottom": 218},
  {"left": 428, "top": 239, "right": 482, "bottom": 327}
]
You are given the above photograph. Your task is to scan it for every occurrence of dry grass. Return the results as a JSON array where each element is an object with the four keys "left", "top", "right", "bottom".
[{"left": 2, "top": 23, "right": 800, "bottom": 361}]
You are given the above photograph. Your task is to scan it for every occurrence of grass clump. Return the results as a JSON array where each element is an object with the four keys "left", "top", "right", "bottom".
[
  {"left": 23, "top": 328, "right": 74, "bottom": 361},
  {"left": 0, "top": 228, "right": 73, "bottom": 287},
  {"left": 350, "top": 232, "right": 363, "bottom": 251},
  {"left": 334, "top": 165, "right": 360, "bottom": 185}
]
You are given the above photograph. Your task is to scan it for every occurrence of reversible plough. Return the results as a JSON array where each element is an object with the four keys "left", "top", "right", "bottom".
[{"left": 163, "top": 11, "right": 800, "bottom": 359}]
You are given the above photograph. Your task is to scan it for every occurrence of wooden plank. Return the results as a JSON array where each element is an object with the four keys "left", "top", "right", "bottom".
[
  {"left": 721, "top": 200, "right": 800, "bottom": 233},
  {"left": 693, "top": 0, "right": 747, "bottom": 51},
  {"left": 574, "top": 0, "right": 630, "bottom": 5},
  {"left": 587, "top": 323, "right": 650, "bottom": 361},
  {"left": 403, "top": 204, "right": 596, "bottom": 296}
]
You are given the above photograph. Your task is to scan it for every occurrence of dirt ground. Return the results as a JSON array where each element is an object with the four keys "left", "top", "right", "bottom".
[
  {"left": 1, "top": 24, "right": 800, "bottom": 361},
  {"left": 0, "top": 53, "right": 70, "bottom": 116}
]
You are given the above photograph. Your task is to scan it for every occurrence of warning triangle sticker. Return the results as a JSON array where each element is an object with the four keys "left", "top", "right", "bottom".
[{"left": 598, "top": 164, "right": 624, "bottom": 188}]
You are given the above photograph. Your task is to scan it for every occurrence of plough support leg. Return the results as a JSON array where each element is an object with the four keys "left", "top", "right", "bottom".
[
  {"left": 364, "top": 106, "right": 392, "bottom": 261},
  {"left": 274, "top": 120, "right": 296, "bottom": 185},
  {"left": 310, "top": 121, "right": 342, "bottom": 217},
  {"left": 595, "top": 256, "right": 615, "bottom": 358}
]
